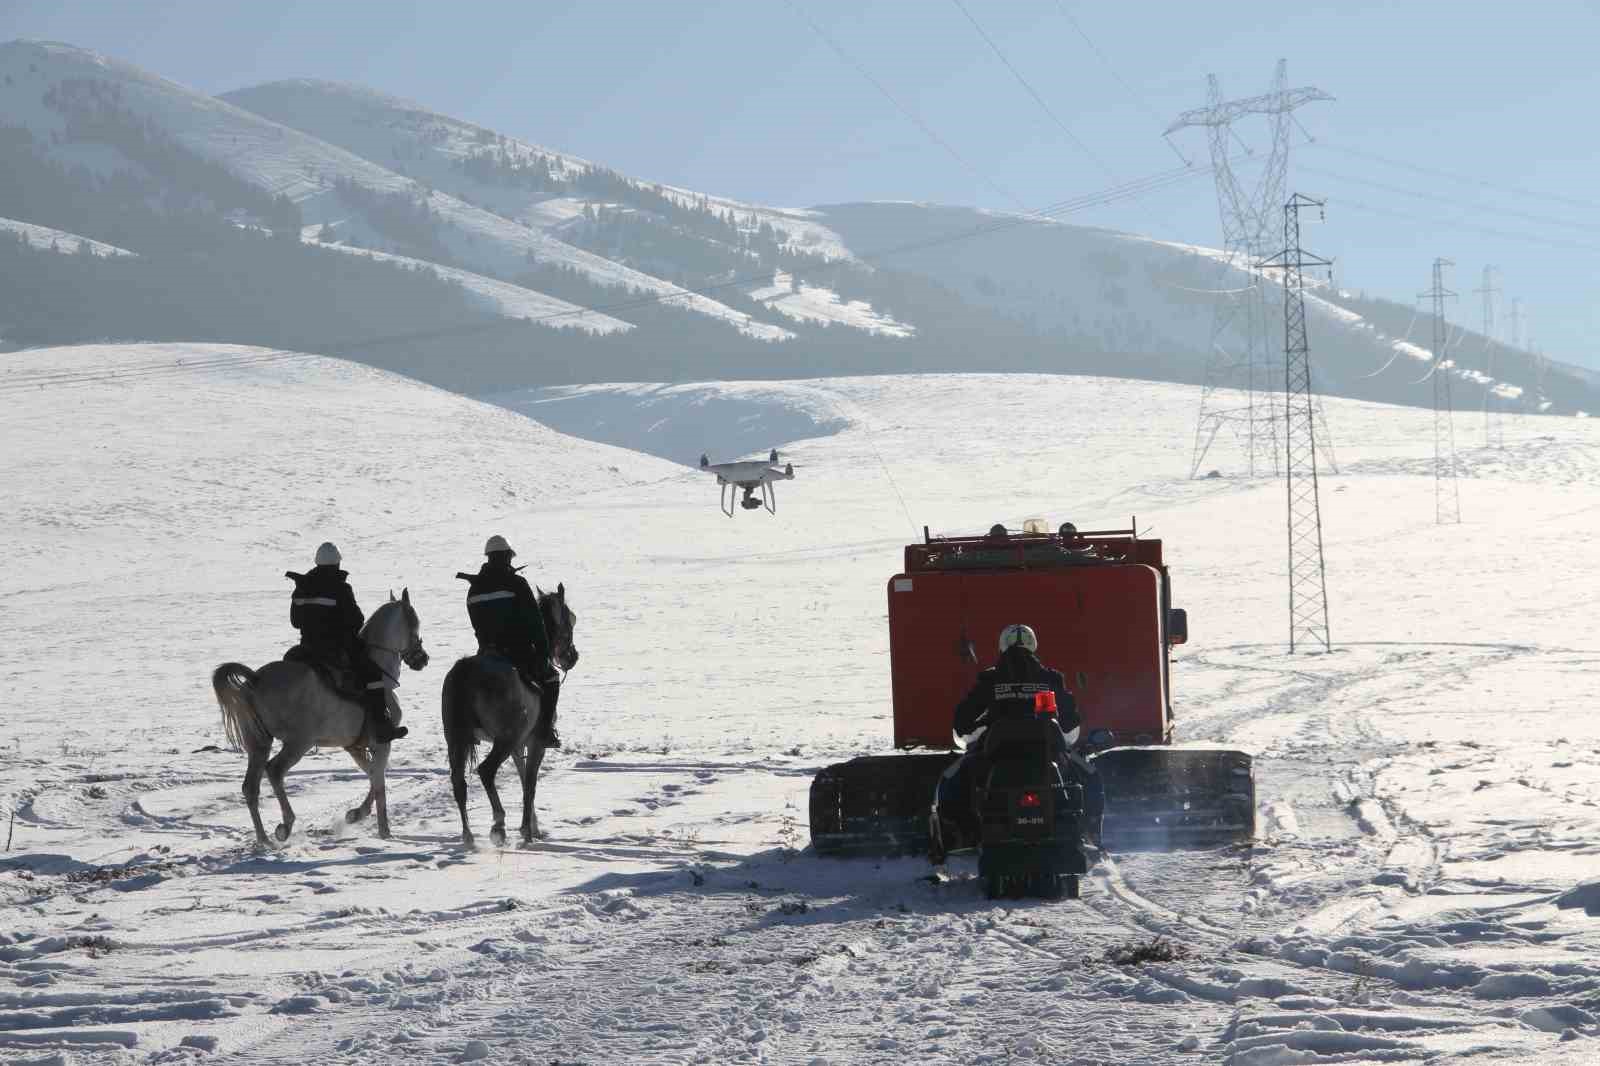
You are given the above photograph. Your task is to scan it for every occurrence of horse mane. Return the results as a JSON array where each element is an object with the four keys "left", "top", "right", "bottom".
[
  {"left": 360, "top": 599, "right": 395, "bottom": 640},
  {"left": 362, "top": 598, "right": 415, "bottom": 641}
]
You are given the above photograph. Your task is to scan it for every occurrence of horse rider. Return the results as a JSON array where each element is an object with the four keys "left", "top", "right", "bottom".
[
  {"left": 461, "top": 535, "right": 562, "bottom": 748},
  {"left": 287, "top": 542, "right": 408, "bottom": 742},
  {"left": 930, "top": 623, "right": 1084, "bottom": 860}
]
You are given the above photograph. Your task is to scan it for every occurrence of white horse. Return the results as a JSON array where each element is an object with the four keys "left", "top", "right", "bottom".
[{"left": 212, "top": 591, "right": 429, "bottom": 845}]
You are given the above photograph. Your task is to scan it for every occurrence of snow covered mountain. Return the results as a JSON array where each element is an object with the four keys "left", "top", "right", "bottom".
[
  {"left": 0, "top": 40, "right": 781, "bottom": 341},
  {"left": 4, "top": 341, "right": 1599, "bottom": 1062},
  {"left": 221, "top": 77, "right": 1593, "bottom": 416},
  {"left": 3, "top": 38, "right": 1595, "bottom": 421}
]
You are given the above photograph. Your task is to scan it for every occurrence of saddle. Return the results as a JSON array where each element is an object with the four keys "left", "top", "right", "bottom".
[
  {"left": 284, "top": 644, "right": 365, "bottom": 701},
  {"left": 478, "top": 645, "right": 545, "bottom": 694}
]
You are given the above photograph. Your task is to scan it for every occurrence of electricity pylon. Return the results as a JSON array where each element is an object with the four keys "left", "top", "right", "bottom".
[
  {"left": 1259, "top": 194, "right": 1332, "bottom": 653},
  {"left": 1421, "top": 258, "right": 1461, "bottom": 524},
  {"left": 1476, "top": 266, "right": 1502, "bottom": 448},
  {"left": 1167, "top": 60, "right": 1332, "bottom": 479}
]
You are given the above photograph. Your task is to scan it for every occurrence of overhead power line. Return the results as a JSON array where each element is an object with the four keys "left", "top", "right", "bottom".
[
  {"left": 785, "top": 0, "right": 1031, "bottom": 213},
  {"left": 949, "top": 0, "right": 1114, "bottom": 178},
  {"left": 1299, "top": 163, "right": 1600, "bottom": 234},
  {"left": 1327, "top": 195, "right": 1600, "bottom": 256},
  {"left": 1310, "top": 141, "right": 1600, "bottom": 214},
  {"left": 1049, "top": 0, "right": 1190, "bottom": 165}
]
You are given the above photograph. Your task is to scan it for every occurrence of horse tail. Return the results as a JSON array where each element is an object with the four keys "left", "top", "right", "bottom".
[
  {"left": 441, "top": 658, "right": 480, "bottom": 772},
  {"left": 212, "top": 663, "right": 271, "bottom": 752}
]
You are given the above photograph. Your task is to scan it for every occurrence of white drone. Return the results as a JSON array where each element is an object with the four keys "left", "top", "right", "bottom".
[{"left": 699, "top": 448, "right": 795, "bottom": 517}]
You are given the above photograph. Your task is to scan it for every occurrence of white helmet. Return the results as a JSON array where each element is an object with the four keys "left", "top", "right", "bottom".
[
  {"left": 484, "top": 534, "right": 515, "bottom": 557},
  {"left": 314, "top": 542, "right": 342, "bottom": 567},
  {"left": 998, "top": 623, "right": 1037, "bottom": 655}
]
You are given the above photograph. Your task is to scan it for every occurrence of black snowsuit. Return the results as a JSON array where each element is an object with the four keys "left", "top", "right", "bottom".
[
  {"left": 287, "top": 565, "right": 391, "bottom": 733},
  {"left": 462, "top": 559, "right": 560, "bottom": 739},
  {"left": 953, "top": 646, "right": 1080, "bottom": 738},
  {"left": 935, "top": 646, "right": 1084, "bottom": 846}
]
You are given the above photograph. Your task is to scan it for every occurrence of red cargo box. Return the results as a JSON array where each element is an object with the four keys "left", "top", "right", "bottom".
[{"left": 887, "top": 562, "right": 1171, "bottom": 750}]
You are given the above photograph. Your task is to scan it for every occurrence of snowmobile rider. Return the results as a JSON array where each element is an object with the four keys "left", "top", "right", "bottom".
[
  {"left": 461, "top": 535, "right": 562, "bottom": 748},
  {"left": 288, "top": 542, "right": 408, "bottom": 743},
  {"left": 931, "top": 623, "right": 1080, "bottom": 860}
]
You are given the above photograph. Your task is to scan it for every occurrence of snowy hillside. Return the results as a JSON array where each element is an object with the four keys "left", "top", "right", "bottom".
[
  {"left": 3, "top": 38, "right": 1591, "bottom": 415},
  {"left": 4, "top": 343, "right": 1600, "bottom": 1063},
  {"left": 0, "top": 40, "right": 784, "bottom": 340},
  {"left": 226, "top": 76, "right": 1592, "bottom": 416},
  {"left": 220, "top": 79, "right": 855, "bottom": 263},
  {"left": 0, "top": 216, "right": 136, "bottom": 257},
  {"left": 220, "top": 78, "right": 887, "bottom": 336},
  {"left": 306, "top": 241, "right": 632, "bottom": 334}
]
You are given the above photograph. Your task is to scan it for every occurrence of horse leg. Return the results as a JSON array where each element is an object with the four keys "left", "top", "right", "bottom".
[
  {"left": 367, "top": 741, "right": 392, "bottom": 840},
  {"left": 519, "top": 739, "right": 548, "bottom": 844},
  {"left": 265, "top": 738, "right": 315, "bottom": 843},
  {"left": 344, "top": 745, "right": 375, "bottom": 824},
  {"left": 242, "top": 745, "right": 270, "bottom": 846},
  {"left": 478, "top": 739, "right": 515, "bottom": 847},
  {"left": 448, "top": 734, "right": 476, "bottom": 848}
]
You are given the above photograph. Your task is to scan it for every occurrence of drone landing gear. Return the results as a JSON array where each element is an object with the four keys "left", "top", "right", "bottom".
[{"left": 721, "top": 480, "right": 776, "bottom": 517}]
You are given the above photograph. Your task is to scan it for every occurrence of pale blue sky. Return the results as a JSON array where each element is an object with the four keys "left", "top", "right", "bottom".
[{"left": 4, "top": 0, "right": 1596, "bottom": 368}]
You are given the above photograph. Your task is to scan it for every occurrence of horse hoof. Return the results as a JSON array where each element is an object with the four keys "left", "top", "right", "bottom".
[
  {"left": 462, "top": 834, "right": 476, "bottom": 851},
  {"left": 274, "top": 824, "right": 290, "bottom": 842},
  {"left": 345, "top": 808, "right": 365, "bottom": 824},
  {"left": 489, "top": 827, "right": 507, "bottom": 847},
  {"left": 378, "top": 828, "right": 392, "bottom": 841}
]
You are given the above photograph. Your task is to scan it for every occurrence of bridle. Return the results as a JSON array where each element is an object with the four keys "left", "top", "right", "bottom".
[
  {"left": 544, "top": 590, "right": 579, "bottom": 678},
  {"left": 368, "top": 604, "right": 429, "bottom": 679}
]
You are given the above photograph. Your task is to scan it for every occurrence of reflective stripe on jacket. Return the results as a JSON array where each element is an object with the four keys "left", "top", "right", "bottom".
[
  {"left": 953, "top": 646, "right": 1079, "bottom": 737},
  {"left": 288, "top": 566, "right": 365, "bottom": 647},
  {"left": 462, "top": 562, "right": 550, "bottom": 662}
]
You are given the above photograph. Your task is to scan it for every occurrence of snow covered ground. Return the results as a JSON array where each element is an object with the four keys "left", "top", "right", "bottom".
[
  {"left": 744, "top": 271, "right": 914, "bottom": 337},
  {"left": 3, "top": 344, "right": 1600, "bottom": 1064},
  {"left": 0, "top": 217, "right": 137, "bottom": 258},
  {"left": 305, "top": 242, "right": 632, "bottom": 335}
]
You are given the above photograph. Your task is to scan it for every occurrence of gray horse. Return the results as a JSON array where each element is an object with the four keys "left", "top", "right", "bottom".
[
  {"left": 442, "top": 584, "right": 578, "bottom": 847},
  {"left": 212, "top": 591, "right": 429, "bottom": 845}
]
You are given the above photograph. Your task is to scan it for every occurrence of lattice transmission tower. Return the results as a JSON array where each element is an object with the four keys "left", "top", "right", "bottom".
[
  {"left": 1421, "top": 258, "right": 1461, "bottom": 524},
  {"left": 1167, "top": 60, "right": 1333, "bottom": 479},
  {"left": 1260, "top": 194, "right": 1332, "bottom": 653},
  {"left": 1507, "top": 297, "right": 1527, "bottom": 420},
  {"left": 1475, "top": 266, "right": 1503, "bottom": 449}
]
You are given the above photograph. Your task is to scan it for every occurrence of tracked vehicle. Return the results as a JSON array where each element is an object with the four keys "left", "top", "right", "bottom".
[{"left": 810, "top": 520, "right": 1255, "bottom": 857}]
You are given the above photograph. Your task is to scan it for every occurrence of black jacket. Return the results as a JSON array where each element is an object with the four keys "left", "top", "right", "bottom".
[
  {"left": 288, "top": 566, "right": 365, "bottom": 649},
  {"left": 463, "top": 560, "right": 550, "bottom": 663},
  {"left": 953, "top": 646, "right": 1080, "bottom": 737}
]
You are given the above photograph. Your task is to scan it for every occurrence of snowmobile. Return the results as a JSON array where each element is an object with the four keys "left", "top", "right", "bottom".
[
  {"left": 931, "top": 700, "right": 1093, "bottom": 900},
  {"left": 810, "top": 520, "right": 1255, "bottom": 863}
]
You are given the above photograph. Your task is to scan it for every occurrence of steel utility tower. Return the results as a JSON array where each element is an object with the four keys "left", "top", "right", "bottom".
[
  {"left": 1168, "top": 60, "right": 1333, "bottom": 479},
  {"left": 1422, "top": 258, "right": 1461, "bottom": 524},
  {"left": 1507, "top": 298, "right": 1527, "bottom": 420},
  {"left": 1259, "top": 194, "right": 1333, "bottom": 653},
  {"left": 1476, "top": 266, "right": 1503, "bottom": 449}
]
